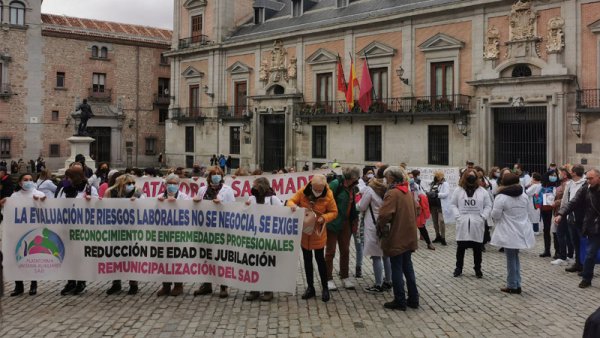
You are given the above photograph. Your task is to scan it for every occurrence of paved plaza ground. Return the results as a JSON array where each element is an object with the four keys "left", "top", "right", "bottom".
[{"left": 1, "top": 224, "right": 599, "bottom": 338}]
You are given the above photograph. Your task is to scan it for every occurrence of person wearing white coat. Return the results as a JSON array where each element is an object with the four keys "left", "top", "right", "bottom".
[
  {"left": 525, "top": 173, "right": 543, "bottom": 234},
  {"left": 194, "top": 167, "right": 236, "bottom": 298},
  {"left": 9, "top": 173, "right": 46, "bottom": 296},
  {"left": 451, "top": 169, "right": 493, "bottom": 278},
  {"left": 356, "top": 177, "right": 392, "bottom": 293},
  {"left": 35, "top": 169, "right": 57, "bottom": 199},
  {"left": 490, "top": 173, "right": 535, "bottom": 294}
]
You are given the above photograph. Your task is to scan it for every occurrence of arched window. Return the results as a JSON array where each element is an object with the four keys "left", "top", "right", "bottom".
[
  {"left": 9, "top": 1, "right": 25, "bottom": 26},
  {"left": 91, "top": 46, "right": 98, "bottom": 58},
  {"left": 511, "top": 64, "right": 532, "bottom": 78},
  {"left": 100, "top": 47, "right": 108, "bottom": 58},
  {"left": 272, "top": 85, "right": 285, "bottom": 95}
]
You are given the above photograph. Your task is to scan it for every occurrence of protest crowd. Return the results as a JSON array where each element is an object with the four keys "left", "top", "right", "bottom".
[{"left": 1, "top": 154, "right": 600, "bottom": 316}]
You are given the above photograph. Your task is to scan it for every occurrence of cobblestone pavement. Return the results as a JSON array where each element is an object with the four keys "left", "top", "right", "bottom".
[{"left": 1, "top": 224, "right": 599, "bottom": 338}]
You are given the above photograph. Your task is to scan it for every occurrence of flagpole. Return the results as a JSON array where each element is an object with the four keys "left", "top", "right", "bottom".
[
  {"left": 349, "top": 52, "right": 360, "bottom": 91},
  {"left": 338, "top": 53, "right": 348, "bottom": 90}
]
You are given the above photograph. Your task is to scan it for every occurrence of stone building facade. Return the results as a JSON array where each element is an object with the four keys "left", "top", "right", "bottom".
[
  {"left": 0, "top": 0, "right": 172, "bottom": 170},
  {"left": 172, "top": 0, "right": 597, "bottom": 173}
]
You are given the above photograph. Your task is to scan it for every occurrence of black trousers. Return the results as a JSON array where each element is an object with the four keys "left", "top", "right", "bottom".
[
  {"left": 455, "top": 241, "right": 483, "bottom": 272},
  {"left": 418, "top": 227, "right": 432, "bottom": 245},
  {"left": 569, "top": 223, "right": 583, "bottom": 265},
  {"left": 541, "top": 209, "right": 554, "bottom": 254},
  {"left": 302, "top": 248, "right": 327, "bottom": 289}
]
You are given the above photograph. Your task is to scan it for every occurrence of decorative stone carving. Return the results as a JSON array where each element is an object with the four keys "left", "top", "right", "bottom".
[
  {"left": 259, "top": 60, "right": 269, "bottom": 82},
  {"left": 287, "top": 57, "right": 297, "bottom": 79},
  {"left": 509, "top": 0, "right": 537, "bottom": 41},
  {"left": 546, "top": 16, "right": 565, "bottom": 54},
  {"left": 483, "top": 26, "right": 500, "bottom": 60},
  {"left": 270, "top": 40, "right": 287, "bottom": 83}
]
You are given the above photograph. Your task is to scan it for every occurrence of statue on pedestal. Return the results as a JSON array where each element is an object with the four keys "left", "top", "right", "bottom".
[{"left": 76, "top": 99, "right": 94, "bottom": 136}]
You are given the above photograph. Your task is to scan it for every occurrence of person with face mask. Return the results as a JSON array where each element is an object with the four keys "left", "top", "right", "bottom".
[
  {"left": 450, "top": 169, "right": 493, "bottom": 278},
  {"left": 104, "top": 174, "right": 145, "bottom": 296},
  {"left": 358, "top": 167, "right": 374, "bottom": 193},
  {"left": 155, "top": 173, "right": 192, "bottom": 297},
  {"left": 325, "top": 166, "right": 361, "bottom": 291},
  {"left": 57, "top": 166, "right": 98, "bottom": 295},
  {"left": 428, "top": 171, "right": 452, "bottom": 246},
  {"left": 88, "top": 162, "right": 110, "bottom": 190},
  {"left": 408, "top": 172, "right": 434, "bottom": 250},
  {"left": 487, "top": 167, "right": 500, "bottom": 195},
  {"left": 35, "top": 168, "right": 57, "bottom": 199},
  {"left": 194, "top": 167, "right": 235, "bottom": 298},
  {"left": 539, "top": 169, "right": 559, "bottom": 257},
  {"left": 9, "top": 173, "right": 46, "bottom": 296},
  {"left": 243, "top": 177, "right": 283, "bottom": 302}
]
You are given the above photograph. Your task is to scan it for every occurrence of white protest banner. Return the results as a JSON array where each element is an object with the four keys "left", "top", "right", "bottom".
[
  {"left": 136, "top": 169, "right": 335, "bottom": 201},
  {"left": 2, "top": 197, "right": 304, "bottom": 293},
  {"left": 408, "top": 167, "right": 461, "bottom": 191}
]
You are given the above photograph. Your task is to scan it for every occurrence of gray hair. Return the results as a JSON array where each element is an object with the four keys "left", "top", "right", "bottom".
[
  {"left": 342, "top": 166, "right": 361, "bottom": 180},
  {"left": 587, "top": 168, "right": 600, "bottom": 176},
  {"left": 164, "top": 173, "right": 180, "bottom": 183},
  {"left": 383, "top": 166, "right": 407, "bottom": 183}
]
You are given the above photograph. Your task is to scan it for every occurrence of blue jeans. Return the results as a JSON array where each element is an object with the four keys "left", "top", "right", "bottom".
[
  {"left": 582, "top": 235, "right": 600, "bottom": 282},
  {"left": 505, "top": 249, "right": 521, "bottom": 289},
  {"left": 372, "top": 256, "right": 391, "bottom": 286},
  {"left": 532, "top": 222, "right": 539, "bottom": 233},
  {"left": 390, "top": 252, "right": 418, "bottom": 305}
]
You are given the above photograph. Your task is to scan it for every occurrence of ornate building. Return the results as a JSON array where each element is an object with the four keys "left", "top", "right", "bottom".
[
  {"left": 0, "top": 0, "right": 171, "bottom": 169},
  {"left": 164, "top": 1, "right": 598, "bottom": 171}
]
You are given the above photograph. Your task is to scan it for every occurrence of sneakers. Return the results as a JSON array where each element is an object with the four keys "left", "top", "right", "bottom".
[
  {"left": 384, "top": 301, "right": 407, "bottom": 311},
  {"left": 342, "top": 278, "right": 355, "bottom": 290},
  {"left": 72, "top": 282, "right": 86, "bottom": 295},
  {"left": 327, "top": 280, "right": 338, "bottom": 291},
  {"left": 355, "top": 267, "right": 362, "bottom": 278},
  {"left": 551, "top": 258, "right": 566, "bottom": 265},
  {"left": 381, "top": 281, "right": 393, "bottom": 291},
  {"left": 61, "top": 281, "right": 76, "bottom": 296},
  {"left": 534, "top": 231, "right": 541, "bottom": 236},
  {"left": 365, "top": 285, "right": 384, "bottom": 293},
  {"left": 579, "top": 280, "right": 592, "bottom": 289},
  {"left": 539, "top": 252, "right": 551, "bottom": 258},
  {"left": 500, "top": 287, "right": 522, "bottom": 294},
  {"left": 453, "top": 268, "right": 462, "bottom": 277},
  {"left": 565, "top": 263, "right": 583, "bottom": 273}
]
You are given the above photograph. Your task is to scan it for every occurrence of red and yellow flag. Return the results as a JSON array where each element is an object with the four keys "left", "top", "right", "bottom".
[{"left": 345, "top": 58, "right": 358, "bottom": 110}]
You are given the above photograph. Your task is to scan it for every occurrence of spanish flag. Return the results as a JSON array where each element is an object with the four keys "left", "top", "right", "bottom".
[{"left": 346, "top": 56, "right": 358, "bottom": 110}]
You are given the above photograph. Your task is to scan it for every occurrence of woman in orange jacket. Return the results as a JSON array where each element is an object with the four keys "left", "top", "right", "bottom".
[{"left": 288, "top": 174, "right": 338, "bottom": 302}]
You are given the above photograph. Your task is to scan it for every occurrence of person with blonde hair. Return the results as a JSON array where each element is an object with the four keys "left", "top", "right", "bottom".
[
  {"left": 288, "top": 174, "right": 338, "bottom": 302},
  {"left": 36, "top": 168, "right": 57, "bottom": 199},
  {"left": 427, "top": 170, "right": 451, "bottom": 245}
]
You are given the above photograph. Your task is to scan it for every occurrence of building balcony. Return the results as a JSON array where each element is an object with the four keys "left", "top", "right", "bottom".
[
  {"left": 170, "top": 107, "right": 206, "bottom": 123},
  {"left": 577, "top": 89, "right": 600, "bottom": 113},
  {"left": 178, "top": 35, "right": 210, "bottom": 50},
  {"left": 88, "top": 88, "right": 112, "bottom": 102},
  {"left": 0, "top": 84, "right": 12, "bottom": 99},
  {"left": 296, "top": 94, "right": 471, "bottom": 123},
  {"left": 154, "top": 93, "right": 171, "bottom": 106},
  {"left": 217, "top": 105, "right": 253, "bottom": 121}
]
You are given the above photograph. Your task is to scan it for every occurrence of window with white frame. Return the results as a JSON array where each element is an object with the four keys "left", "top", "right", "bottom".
[
  {"left": 0, "top": 138, "right": 10, "bottom": 158},
  {"left": 292, "top": 0, "right": 302, "bottom": 17},
  {"left": 254, "top": 7, "right": 265, "bottom": 24},
  {"left": 9, "top": 1, "right": 25, "bottom": 26},
  {"left": 92, "top": 73, "right": 106, "bottom": 93},
  {"left": 370, "top": 67, "right": 388, "bottom": 100},
  {"left": 337, "top": 0, "right": 348, "bottom": 8}
]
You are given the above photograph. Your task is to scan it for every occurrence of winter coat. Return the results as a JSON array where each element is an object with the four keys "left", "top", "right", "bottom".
[
  {"left": 560, "top": 178, "right": 586, "bottom": 228},
  {"left": 432, "top": 180, "right": 455, "bottom": 223},
  {"left": 356, "top": 179, "right": 386, "bottom": 257},
  {"left": 198, "top": 184, "right": 236, "bottom": 203},
  {"left": 327, "top": 178, "right": 359, "bottom": 234},
  {"left": 36, "top": 178, "right": 57, "bottom": 199},
  {"left": 450, "top": 186, "right": 493, "bottom": 243},
  {"left": 559, "top": 184, "right": 600, "bottom": 236},
  {"left": 11, "top": 188, "right": 46, "bottom": 199},
  {"left": 57, "top": 183, "right": 98, "bottom": 199},
  {"left": 525, "top": 182, "right": 542, "bottom": 223},
  {"left": 416, "top": 193, "right": 431, "bottom": 228},
  {"left": 490, "top": 184, "right": 535, "bottom": 249},
  {"left": 287, "top": 183, "right": 338, "bottom": 250},
  {"left": 247, "top": 195, "right": 283, "bottom": 206},
  {"left": 377, "top": 183, "right": 418, "bottom": 257}
]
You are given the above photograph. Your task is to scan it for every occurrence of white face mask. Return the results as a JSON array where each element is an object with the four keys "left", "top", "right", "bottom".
[
  {"left": 366, "top": 174, "right": 374, "bottom": 180},
  {"left": 312, "top": 188, "right": 323, "bottom": 197}
]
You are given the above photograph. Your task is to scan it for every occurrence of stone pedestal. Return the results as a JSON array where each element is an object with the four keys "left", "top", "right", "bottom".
[{"left": 57, "top": 136, "right": 96, "bottom": 175}]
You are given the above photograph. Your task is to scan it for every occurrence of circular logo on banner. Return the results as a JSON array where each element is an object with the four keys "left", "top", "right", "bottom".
[{"left": 15, "top": 228, "right": 65, "bottom": 273}]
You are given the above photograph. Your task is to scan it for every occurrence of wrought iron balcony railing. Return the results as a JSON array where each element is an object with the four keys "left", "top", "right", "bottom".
[
  {"left": 577, "top": 89, "right": 600, "bottom": 112},
  {"left": 154, "top": 93, "right": 171, "bottom": 105},
  {"left": 170, "top": 107, "right": 206, "bottom": 122},
  {"left": 0, "top": 83, "right": 12, "bottom": 98},
  {"left": 88, "top": 88, "right": 112, "bottom": 102},
  {"left": 296, "top": 94, "right": 471, "bottom": 118},
  {"left": 217, "top": 105, "right": 253, "bottom": 120},
  {"left": 178, "top": 35, "right": 210, "bottom": 49}
]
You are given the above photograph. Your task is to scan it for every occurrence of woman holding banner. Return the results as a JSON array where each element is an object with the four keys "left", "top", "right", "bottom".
[
  {"left": 58, "top": 166, "right": 98, "bottom": 296},
  {"left": 194, "top": 167, "right": 236, "bottom": 298},
  {"left": 104, "top": 174, "right": 145, "bottom": 296},
  {"left": 288, "top": 174, "right": 338, "bottom": 302},
  {"left": 244, "top": 177, "right": 284, "bottom": 301},
  {"left": 156, "top": 173, "right": 192, "bottom": 297},
  {"left": 9, "top": 173, "right": 46, "bottom": 296}
]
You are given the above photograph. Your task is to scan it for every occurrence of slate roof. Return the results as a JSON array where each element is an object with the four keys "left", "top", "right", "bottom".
[
  {"left": 227, "top": 0, "right": 467, "bottom": 42},
  {"left": 42, "top": 14, "right": 172, "bottom": 46}
]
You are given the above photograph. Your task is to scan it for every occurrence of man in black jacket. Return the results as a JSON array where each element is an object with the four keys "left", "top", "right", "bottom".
[{"left": 556, "top": 168, "right": 600, "bottom": 288}]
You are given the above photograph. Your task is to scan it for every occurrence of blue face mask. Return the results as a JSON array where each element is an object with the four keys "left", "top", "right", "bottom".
[
  {"left": 125, "top": 184, "right": 135, "bottom": 193},
  {"left": 23, "top": 181, "right": 35, "bottom": 191},
  {"left": 549, "top": 176, "right": 558, "bottom": 183},
  {"left": 167, "top": 184, "right": 179, "bottom": 194},
  {"left": 211, "top": 175, "right": 222, "bottom": 185}
]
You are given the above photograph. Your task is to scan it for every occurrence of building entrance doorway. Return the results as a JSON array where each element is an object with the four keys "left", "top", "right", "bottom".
[
  {"left": 88, "top": 127, "right": 112, "bottom": 165},
  {"left": 493, "top": 106, "right": 547, "bottom": 175},
  {"left": 261, "top": 114, "right": 285, "bottom": 171}
]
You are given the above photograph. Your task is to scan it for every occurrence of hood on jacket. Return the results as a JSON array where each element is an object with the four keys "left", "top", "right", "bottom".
[
  {"left": 498, "top": 184, "right": 523, "bottom": 197},
  {"left": 368, "top": 178, "right": 387, "bottom": 199},
  {"left": 303, "top": 182, "right": 329, "bottom": 201}
]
